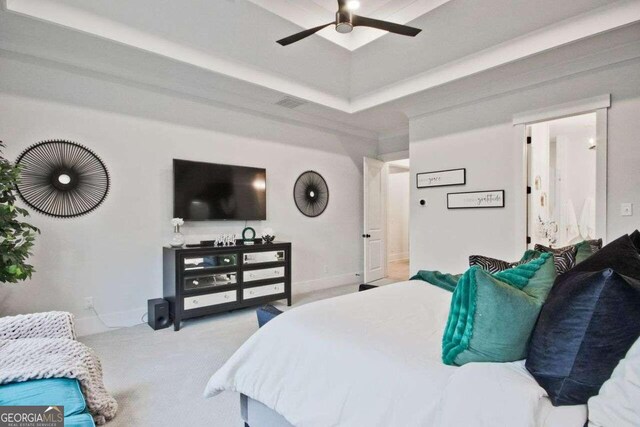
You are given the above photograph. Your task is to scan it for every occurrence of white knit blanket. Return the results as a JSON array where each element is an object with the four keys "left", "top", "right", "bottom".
[{"left": 0, "top": 338, "right": 118, "bottom": 425}]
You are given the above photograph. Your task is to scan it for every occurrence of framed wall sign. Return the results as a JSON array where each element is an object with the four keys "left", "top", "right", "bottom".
[
  {"left": 447, "top": 190, "right": 505, "bottom": 209},
  {"left": 417, "top": 168, "right": 466, "bottom": 188}
]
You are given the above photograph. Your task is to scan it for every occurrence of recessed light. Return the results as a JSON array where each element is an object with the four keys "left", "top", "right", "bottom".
[{"left": 346, "top": 0, "right": 360, "bottom": 11}]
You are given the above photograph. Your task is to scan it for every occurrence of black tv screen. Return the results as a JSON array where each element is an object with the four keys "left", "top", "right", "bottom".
[{"left": 173, "top": 159, "right": 266, "bottom": 221}]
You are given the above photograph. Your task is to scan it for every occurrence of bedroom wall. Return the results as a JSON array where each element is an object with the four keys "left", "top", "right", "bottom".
[
  {"left": 0, "top": 55, "right": 376, "bottom": 335},
  {"left": 387, "top": 169, "right": 409, "bottom": 261},
  {"left": 409, "top": 59, "right": 640, "bottom": 274}
]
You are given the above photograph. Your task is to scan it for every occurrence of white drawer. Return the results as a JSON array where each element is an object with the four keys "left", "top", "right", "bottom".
[
  {"left": 243, "top": 266, "right": 285, "bottom": 283},
  {"left": 243, "top": 250, "right": 285, "bottom": 265},
  {"left": 183, "top": 290, "right": 236, "bottom": 310},
  {"left": 243, "top": 283, "right": 285, "bottom": 300}
]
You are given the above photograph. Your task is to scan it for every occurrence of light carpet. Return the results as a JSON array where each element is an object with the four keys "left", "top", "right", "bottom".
[{"left": 80, "top": 282, "right": 383, "bottom": 427}]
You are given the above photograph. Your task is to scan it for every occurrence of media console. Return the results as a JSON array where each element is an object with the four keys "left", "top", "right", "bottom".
[{"left": 163, "top": 242, "right": 291, "bottom": 331}]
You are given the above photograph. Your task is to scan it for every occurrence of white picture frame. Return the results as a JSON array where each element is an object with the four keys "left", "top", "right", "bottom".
[{"left": 447, "top": 190, "right": 505, "bottom": 209}]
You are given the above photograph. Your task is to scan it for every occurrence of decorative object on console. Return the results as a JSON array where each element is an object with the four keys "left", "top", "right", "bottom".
[
  {"left": 170, "top": 218, "right": 185, "bottom": 248},
  {"left": 294, "top": 171, "right": 329, "bottom": 217},
  {"left": 526, "top": 234, "right": 640, "bottom": 406},
  {"left": 442, "top": 253, "right": 555, "bottom": 366},
  {"left": 446, "top": 190, "right": 504, "bottom": 209},
  {"left": 0, "top": 141, "right": 38, "bottom": 283},
  {"left": 216, "top": 234, "right": 236, "bottom": 247},
  {"left": 242, "top": 227, "right": 256, "bottom": 245},
  {"left": 469, "top": 250, "right": 540, "bottom": 274},
  {"left": 416, "top": 168, "right": 466, "bottom": 188},
  {"left": 16, "top": 140, "right": 110, "bottom": 218},
  {"left": 261, "top": 227, "right": 275, "bottom": 243}
]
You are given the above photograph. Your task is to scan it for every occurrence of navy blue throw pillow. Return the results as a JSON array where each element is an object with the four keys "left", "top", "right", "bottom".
[
  {"left": 630, "top": 229, "right": 640, "bottom": 253},
  {"left": 526, "top": 235, "right": 640, "bottom": 406}
]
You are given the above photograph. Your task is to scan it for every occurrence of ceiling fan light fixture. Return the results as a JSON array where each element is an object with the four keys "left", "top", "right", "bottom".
[
  {"left": 336, "top": 22, "right": 353, "bottom": 33},
  {"left": 276, "top": 0, "right": 421, "bottom": 46},
  {"left": 346, "top": 0, "right": 360, "bottom": 11}
]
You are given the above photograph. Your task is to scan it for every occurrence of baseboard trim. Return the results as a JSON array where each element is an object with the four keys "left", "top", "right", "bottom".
[
  {"left": 75, "top": 306, "right": 146, "bottom": 337},
  {"left": 75, "top": 272, "right": 362, "bottom": 336},
  {"left": 293, "top": 271, "right": 362, "bottom": 295}
]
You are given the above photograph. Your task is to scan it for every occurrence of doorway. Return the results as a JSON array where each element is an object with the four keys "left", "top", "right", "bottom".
[
  {"left": 363, "top": 157, "right": 410, "bottom": 283},
  {"left": 526, "top": 113, "right": 601, "bottom": 248},
  {"left": 386, "top": 159, "right": 410, "bottom": 281}
]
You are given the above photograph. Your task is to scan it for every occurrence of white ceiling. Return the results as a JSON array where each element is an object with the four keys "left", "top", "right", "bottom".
[
  {"left": 1, "top": 0, "right": 639, "bottom": 140},
  {"left": 245, "top": 0, "right": 452, "bottom": 51}
]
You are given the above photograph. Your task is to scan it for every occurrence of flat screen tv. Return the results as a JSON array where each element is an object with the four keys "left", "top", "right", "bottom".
[{"left": 173, "top": 159, "right": 266, "bottom": 221}]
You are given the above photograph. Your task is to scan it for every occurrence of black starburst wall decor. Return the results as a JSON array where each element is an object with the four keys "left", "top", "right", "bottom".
[
  {"left": 15, "top": 140, "right": 110, "bottom": 218},
  {"left": 293, "top": 170, "right": 329, "bottom": 217}
]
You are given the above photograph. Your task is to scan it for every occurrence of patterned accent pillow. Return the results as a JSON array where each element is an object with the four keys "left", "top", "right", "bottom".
[
  {"left": 535, "top": 240, "right": 601, "bottom": 275},
  {"left": 469, "top": 255, "right": 530, "bottom": 274},
  {"left": 552, "top": 249, "right": 577, "bottom": 275}
]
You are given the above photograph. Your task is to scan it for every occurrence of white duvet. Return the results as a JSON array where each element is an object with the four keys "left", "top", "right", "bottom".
[{"left": 205, "top": 281, "right": 587, "bottom": 427}]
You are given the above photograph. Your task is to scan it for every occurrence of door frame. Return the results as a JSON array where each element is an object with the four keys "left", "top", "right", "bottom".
[
  {"left": 363, "top": 157, "right": 388, "bottom": 283},
  {"left": 513, "top": 94, "right": 610, "bottom": 251}
]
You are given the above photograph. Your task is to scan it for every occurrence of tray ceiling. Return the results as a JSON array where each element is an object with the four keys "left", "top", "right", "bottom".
[
  {"left": 1, "top": 0, "right": 639, "bottom": 137},
  {"left": 246, "top": 0, "right": 452, "bottom": 50}
]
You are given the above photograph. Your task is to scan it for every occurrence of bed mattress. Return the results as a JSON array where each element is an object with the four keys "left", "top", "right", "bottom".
[{"left": 205, "top": 281, "right": 586, "bottom": 426}]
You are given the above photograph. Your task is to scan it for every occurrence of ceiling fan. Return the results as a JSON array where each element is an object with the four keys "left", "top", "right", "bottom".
[{"left": 276, "top": 0, "right": 422, "bottom": 46}]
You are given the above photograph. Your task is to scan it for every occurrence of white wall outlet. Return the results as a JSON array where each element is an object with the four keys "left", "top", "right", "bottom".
[
  {"left": 83, "top": 297, "right": 94, "bottom": 310},
  {"left": 621, "top": 203, "right": 633, "bottom": 216},
  {"left": 323, "top": 265, "right": 329, "bottom": 273}
]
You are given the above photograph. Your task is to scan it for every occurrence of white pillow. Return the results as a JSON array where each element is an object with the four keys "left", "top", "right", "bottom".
[{"left": 588, "top": 337, "right": 640, "bottom": 427}]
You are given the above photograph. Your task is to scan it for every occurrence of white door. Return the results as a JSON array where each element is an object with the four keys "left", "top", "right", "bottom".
[{"left": 363, "top": 157, "right": 386, "bottom": 282}]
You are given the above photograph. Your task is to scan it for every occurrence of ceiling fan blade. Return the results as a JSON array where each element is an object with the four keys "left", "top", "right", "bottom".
[
  {"left": 277, "top": 22, "right": 334, "bottom": 46},
  {"left": 352, "top": 15, "right": 422, "bottom": 37}
]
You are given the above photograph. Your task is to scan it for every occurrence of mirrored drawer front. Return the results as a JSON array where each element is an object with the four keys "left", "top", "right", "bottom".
[
  {"left": 183, "top": 254, "right": 237, "bottom": 271},
  {"left": 243, "top": 283, "right": 285, "bottom": 300},
  {"left": 243, "top": 267, "right": 285, "bottom": 283},
  {"left": 183, "top": 273, "right": 237, "bottom": 291},
  {"left": 243, "top": 250, "right": 285, "bottom": 265},
  {"left": 184, "top": 290, "right": 236, "bottom": 310}
]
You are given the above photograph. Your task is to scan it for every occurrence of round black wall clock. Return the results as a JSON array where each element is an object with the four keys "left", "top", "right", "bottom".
[
  {"left": 15, "top": 140, "right": 110, "bottom": 218},
  {"left": 293, "top": 171, "right": 329, "bottom": 217}
]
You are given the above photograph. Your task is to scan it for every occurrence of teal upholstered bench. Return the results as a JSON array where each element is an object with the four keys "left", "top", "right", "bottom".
[{"left": 0, "top": 378, "right": 95, "bottom": 427}]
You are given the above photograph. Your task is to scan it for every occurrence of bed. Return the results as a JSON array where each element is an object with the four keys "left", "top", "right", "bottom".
[{"left": 204, "top": 281, "right": 587, "bottom": 426}]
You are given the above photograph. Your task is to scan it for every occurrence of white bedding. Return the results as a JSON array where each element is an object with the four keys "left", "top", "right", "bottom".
[{"left": 204, "top": 281, "right": 587, "bottom": 427}]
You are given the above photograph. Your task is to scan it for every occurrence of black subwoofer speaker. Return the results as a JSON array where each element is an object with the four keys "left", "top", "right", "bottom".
[{"left": 147, "top": 298, "right": 171, "bottom": 330}]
